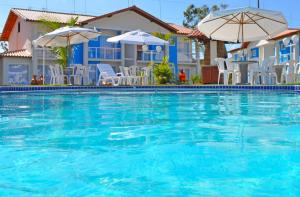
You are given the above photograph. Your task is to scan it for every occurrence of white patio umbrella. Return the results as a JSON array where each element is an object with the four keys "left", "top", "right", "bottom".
[
  {"left": 107, "top": 30, "right": 169, "bottom": 84},
  {"left": 198, "top": 7, "right": 288, "bottom": 43},
  {"left": 33, "top": 26, "right": 102, "bottom": 84},
  {"left": 107, "top": 29, "right": 169, "bottom": 45}
]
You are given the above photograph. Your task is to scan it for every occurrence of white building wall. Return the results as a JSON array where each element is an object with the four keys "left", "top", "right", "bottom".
[
  {"left": 84, "top": 11, "right": 170, "bottom": 33},
  {"left": 1, "top": 57, "right": 32, "bottom": 85},
  {"left": 0, "top": 59, "right": 3, "bottom": 84},
  {"left": 8, "top": 17, "right": 34, "bottom": 51}
]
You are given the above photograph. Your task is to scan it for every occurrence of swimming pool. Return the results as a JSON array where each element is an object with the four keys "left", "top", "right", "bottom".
[{"left": 0, "top": 90, "right": 300, "bottom": 196}]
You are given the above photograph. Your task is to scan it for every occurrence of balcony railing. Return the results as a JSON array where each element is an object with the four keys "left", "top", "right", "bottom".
[
  {"left": 178, "top": 52, "right": 198, "bottom": 64},
  {"left": 35, "top": 48, "right": 57, "bottom": 60},
  {"left": 88, "top": 47, "right": 121, "bottom": 60},
  {"left": 137, "top": 51, "right": 163, "bottom": 62}
]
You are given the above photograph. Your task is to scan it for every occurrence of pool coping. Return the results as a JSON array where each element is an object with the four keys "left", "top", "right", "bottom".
[{"left": 1, "top": 85, "right": 300, "bottom": 92}]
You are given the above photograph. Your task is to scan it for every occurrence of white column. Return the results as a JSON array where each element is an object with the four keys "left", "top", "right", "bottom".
[
  {"left": 133, "top": 44, "right": 137, "bottom": 66},
  {"left": 195, "top": 40, "right": 201, "bottom": 76},
  {"left": 210, "top": 40, "right": 217, "bottom": 65},
  {"left": 31, "top": 45, "right": 38, "bottom": 75},
  {"left": 275, "top": 42, "right": 280, "bottom": 64},
  {"left": 83, "top": 42, "right": 88, "bottom": 66},
  {"left": 294, "top": 41, "right": 299, "bottom": 63},
  {"left": 121, "top": 30, "right": 125, "bottom": 67}
]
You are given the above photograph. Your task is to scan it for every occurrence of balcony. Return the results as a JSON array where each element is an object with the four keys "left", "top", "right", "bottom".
[
  {"left": 88, "top": 47, "right": 121, "bottom": 60},
  {"left": 177, "top": 52, "right": 198, "bottom": 64},
  {"left": 35, "top": 48, "right": 57, "bottom": 60},
  {"left": 137, "top": 51, "right": 163, "bottom": 62}
]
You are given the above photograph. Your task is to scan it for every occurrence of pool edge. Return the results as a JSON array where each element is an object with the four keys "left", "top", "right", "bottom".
[{"left": 1, "top": 85, "right": 300, "bottom": 92}]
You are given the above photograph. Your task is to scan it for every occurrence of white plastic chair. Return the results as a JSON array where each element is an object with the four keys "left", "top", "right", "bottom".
[
  {"left": 281, "top": 60, "right": 295, "bottom": 84},
  {"left": 141, "top": 66, "right": 153, "bottom": 85},
  {"left": 225, "top": 59, "right": 241, "bottom": 85},
  {"left": 96, "top": 64, "right": 122, "bottom": 86},
  {"left": 262, "top": 56, "right": 277, "bottom": 85},
  {"left": 248, "top": 58, "right": 269, "bottom": 85},
  {"left": 215, "top": 58, "right": 228, "bottom": 85},
  {"left": 74, "top": 65, "right": 84, "bottom": 85},
  {"left": 295, "top": 62, "right": 300, "bottom": 82},
  {"left": 49, "top": 65, "right": 56, "bottom": 84},
  {"left": 82, "top": 66, "right": 90, "bottom": 85},
  {"left": 119, "top": 66, "right": 134, "bottom": 85},
  {"left": 129, "top": 65, "right": 142, "bottom": 85},
  {"left": 54, "top": 64, "right": 69, "bottom": 84}
]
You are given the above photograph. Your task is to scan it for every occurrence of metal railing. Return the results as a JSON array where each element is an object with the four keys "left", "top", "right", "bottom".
[
  {"left": 137, "top": 51, "right": 163, "bottom": 62},
  {"left": 35, "top": 48, "right": 57, "bottom": 60},
  {"left": 88, "top": 47, "right": 121, "bottom": 60},
  {"left": 177, "top": 52, "right": 198, "bottom": 64}
]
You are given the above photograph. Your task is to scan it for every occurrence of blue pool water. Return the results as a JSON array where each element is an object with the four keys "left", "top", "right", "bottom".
[{"left": 0, "top": 90, "right": 300, "bottom": 196}]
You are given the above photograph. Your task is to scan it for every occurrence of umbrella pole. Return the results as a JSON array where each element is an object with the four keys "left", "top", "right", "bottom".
[
  {"left": 151, "top": 50, "right": 154, "bottom": 84},
  {"left": 241, "top": 13, "right": 245, "bottom": 59},
  {"left": 43, "top": 47, "right": 45, "bottom": 85},
  {"left": 67, "top": 37, "right": 70, "bottom": 68}
]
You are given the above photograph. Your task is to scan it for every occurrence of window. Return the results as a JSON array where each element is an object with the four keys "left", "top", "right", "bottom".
[
  {"left": 178, "top": 41, "right": 190, "bottom": 54},
  {"left": 234, "top": 54, "right": 239, "bottom": 60},
  {"left": 169, "top": 37, "right": 176, "bottom": 46},
  {"left": 279, "top": 40, "right": 292, "bottom": 63},
  {"left": 88, "top": 48, "right": 98, "bottom": 58},
  {"left": 251, "top": 48, "right": 259, "bottom": 58},
  {"left": 17, "top": 22, "right": 21, "bottom": 33},
  {"left": 90, "top": 36, "right": 99, "bottom": 41},
  {"left": 8, "top": 64, "right": 29, "bottom": 84}
]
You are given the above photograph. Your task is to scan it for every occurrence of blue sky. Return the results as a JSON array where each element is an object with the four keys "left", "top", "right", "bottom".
[{"left": 0, "top": 0, "right": 300, "bottom": 31}]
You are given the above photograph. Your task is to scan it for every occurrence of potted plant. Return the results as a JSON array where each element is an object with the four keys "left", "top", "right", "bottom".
[{"left": 153, "top": 56, "right": 173, "bottom": 84}]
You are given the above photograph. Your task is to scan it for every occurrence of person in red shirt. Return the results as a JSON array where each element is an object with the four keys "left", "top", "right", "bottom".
[{"left": 179, "top": 69, "right": 186, "bottom": 83}]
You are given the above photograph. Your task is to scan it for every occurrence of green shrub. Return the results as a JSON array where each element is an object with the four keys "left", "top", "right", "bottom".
[
  {"left": 191, "top": 75, "right": 202, "bottom": 84},
  {"left": 153, "top": 56, "right": 173, "bottom": 84}
]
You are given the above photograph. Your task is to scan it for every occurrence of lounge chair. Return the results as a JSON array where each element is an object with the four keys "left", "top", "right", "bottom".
[{"left": 96, "top": 64, "right": 122, "bottom": 86}]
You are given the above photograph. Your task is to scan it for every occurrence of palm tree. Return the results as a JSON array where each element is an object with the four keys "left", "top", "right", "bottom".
[
  {"left": 39, "top": 16, "right": 79, "bottom": 68},
  {"left": 0, "top": 42, "right": 8, "bottom": 52},
  {"left": 183, "top": 4, "right": 228, "bottom": 67}
]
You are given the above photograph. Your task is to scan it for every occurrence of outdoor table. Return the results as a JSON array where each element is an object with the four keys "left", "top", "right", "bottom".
[{"left": 232, "top": 60, "right": 258, "bottom": 84}]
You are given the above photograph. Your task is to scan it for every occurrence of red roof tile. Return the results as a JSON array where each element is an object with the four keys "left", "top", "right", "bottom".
[
  {"left": 0, "top": 49, "right": 32, "bottom": 58},
  {"left": 168, "top": 24, "right": 208, "bottom": 40},
  {"left": 12, "top": 8, "right": 95, "bottom": 24},
  {"left": 188, "top": 29, "right": 208, "bottom": 40},
  {"left": 270, "top": 28, "right": 300, "bottom": 40},
  {"left": 168, "top": 23, "right": 192, "bottom": 35},
  {"left": 1, "top": 8, "right": 95, "bottom": 41},
  {"left": 229, "top": 28, "right": 300, "bottom": 53}
]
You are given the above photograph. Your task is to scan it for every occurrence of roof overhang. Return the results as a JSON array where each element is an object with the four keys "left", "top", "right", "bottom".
[
  {"left": 0, "top": 10, "right": 18, "bottom": 41},
  {"left": 270, "top": 29, "right": 300, "bottom": 40},
  {"left": 0, "top": 49, "right": 32, "bottom": 58}
]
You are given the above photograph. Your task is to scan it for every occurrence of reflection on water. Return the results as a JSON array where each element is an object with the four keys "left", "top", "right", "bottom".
[{"left": 0, "top": 90, "right": 300, "bottom": 196}]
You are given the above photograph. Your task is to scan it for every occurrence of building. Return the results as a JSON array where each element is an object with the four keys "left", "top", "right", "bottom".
[
  {"left": 229, "top": 28, "right": 300, "bottom": 65},
  {"left": 0, "top": 6, "right": 221, "bottom": 85}
]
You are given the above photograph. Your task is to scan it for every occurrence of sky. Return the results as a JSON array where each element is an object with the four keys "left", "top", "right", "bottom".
[{"left": 1, "top": 0, "right": 300, "bottom": 32}]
